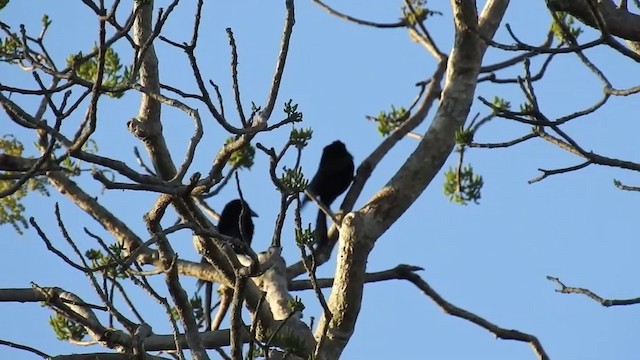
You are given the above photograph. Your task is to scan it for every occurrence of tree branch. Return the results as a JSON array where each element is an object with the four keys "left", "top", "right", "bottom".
[
  {"left": 402, "top": 270, "right": 549, "bottom": 360},
  {"left": 313, "top": 1, "right": 509, "bottom": 358},
  {"left": 548, "top": 0, "right": 640, "bottom": 41},
  {"left": 547, "top": 276, "right": 640, "bottom": 306}
]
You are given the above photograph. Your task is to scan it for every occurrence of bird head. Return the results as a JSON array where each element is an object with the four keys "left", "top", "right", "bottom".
[
  {"left": 323, "top": 140, "right": 352, "bottom": 160},
  {"left": 223, "top": 199, "right": 258, "bottom": 218}
]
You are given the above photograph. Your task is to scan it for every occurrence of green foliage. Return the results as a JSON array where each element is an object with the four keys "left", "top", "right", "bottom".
[
  {"left": 280, "top": 167, "right": 308, "bottom": 194},
  {"left": 41, "top": 14, "right": 51, "bottom": 28},
  {"left": 84, "top": 249, "right": 102, "bottom": 261},
  {"left": 492, "top": 96, "right": 511, "bottom": 113},
  {"left": 288, "top": 296, "right": 305, "bottom": 314},
  {"left": 283, "top": 99, "right": 303, "bottom": 123},
  {"left": 170, "top": 307, "right": 180, "bottom": 321},
  {"left": 55, "top": 139, "right": 98, "bottom": 176},
  {"left": 295, "top": 224, "right": 316, "bottom": 247},
  {"left": 66, "top": 45, "right": 131, "bottom": 98},
  {"left": 376, "top": 105, "right": 410, "bottom": 137},
  {"left": 169, "top": 294, "right": 204, "bottom": 323},
  {"left": 85, "top": 243, "right": 125, "bottom": 279},
  {"left": 402, "top": 0, "right": 442, "bottom": 26},
  {"left": 49, "top": 313, "right": 87, "bottom": 341},
  {"left": 519, "top": 102, "right": 534, "bottom": 113},
  {"left": 443, "top": 164, "right": 483, "bottom": 205},
  {"left": 0, "top": 0, "right": 9, "bottom": 11},
  {"left": 454, "top": 127, "right": 474, "bottom": 146},
  {"left": 551, "top": 12, "right": 583, "bottom": 44},
  {"left": 0, "top": 34, "right": 20, "bottom": 63},
  {"left": 225, "top": 137, "right": 255, "bottom": 169},
  {"left": 290, "top": 128, "right": 313, "bottom": 149},
  {"left": 1, "top": 14, "right": 50, "bottom": 63},
  {"left": 190, "top": 293, "right": 205, "bottom": 327},
  {"left": 0, "top": 136, "right": 50, "bottom": 234},
  {"left": 59, "top": 156, "right": 81, "bottom": 176}
]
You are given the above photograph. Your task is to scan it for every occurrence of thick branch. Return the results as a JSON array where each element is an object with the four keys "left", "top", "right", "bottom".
[
  {"left": 548, "top": 0, "right": 640, "bottom": 41},
  {"left": 313, "top": 1, "right": 509, "bottom": 358},
  {"left": 131, "top": 0, "right": 176, "bottom": 179}
]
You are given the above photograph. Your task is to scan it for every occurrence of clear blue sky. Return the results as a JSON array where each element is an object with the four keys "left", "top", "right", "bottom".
[{"left": 2, "top": 1, "right": 639, "bottom": 359}]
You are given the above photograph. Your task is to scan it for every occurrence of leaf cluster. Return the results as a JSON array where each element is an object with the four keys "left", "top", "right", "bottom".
[
  {"left": 66, "top": 45, "right": 132, "bottom": 99},
  {"left": 443, "top": 164, "right": 483, "bottom": 205},
  {"left": 376, "top": 105, "right": 410, "bottom": 137},
  {"left": 0, "top": 136, "right": 50, "bottom": 234}
]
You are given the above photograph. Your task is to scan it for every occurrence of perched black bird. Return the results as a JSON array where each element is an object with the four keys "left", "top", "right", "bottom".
[
  {"left": 216, "top": 199, "right": 258, "bottom": 253},
  {"left": 200, "top": 199, "right": 257, "bottom": 330},
  {"left": 301, "top": 140, "right": 355, "bottom": 209},
  {"left": 301, "top": 141, "right": 354, "bottom": 249}
]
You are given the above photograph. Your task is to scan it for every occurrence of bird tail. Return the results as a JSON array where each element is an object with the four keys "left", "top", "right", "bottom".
[
  {"left": 197, "top": 256, "right": 213, "bottom": 330},
  {"left": 315, "top": 208, "right": 328, "bottom": 248},
  {"left": 203, "top": 281, "right": 213, "bottom": 330}
]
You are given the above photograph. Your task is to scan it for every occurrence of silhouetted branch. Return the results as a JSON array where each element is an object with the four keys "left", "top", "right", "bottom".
[
  {"left": 547, "top": 276, "right": 640, "bottom": 307},
  {"left": 403, "top": 269, "right": 549, "bottom": 360},
  {"left": 312, "top": 0, "right": 407, "bottom": 28}
]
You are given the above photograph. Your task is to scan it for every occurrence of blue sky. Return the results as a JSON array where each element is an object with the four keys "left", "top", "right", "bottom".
[{"left": 2, "top": 1, "right": 639, "bottom": 359}]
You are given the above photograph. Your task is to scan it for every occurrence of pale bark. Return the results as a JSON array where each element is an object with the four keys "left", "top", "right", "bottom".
[{"left": 314, "top": 1, "right": 510, "bottom": 358}]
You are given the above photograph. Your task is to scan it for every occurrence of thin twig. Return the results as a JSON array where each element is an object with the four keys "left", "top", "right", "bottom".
[{"left": 547, "top": 276, "right": 640, "bottom": 307}]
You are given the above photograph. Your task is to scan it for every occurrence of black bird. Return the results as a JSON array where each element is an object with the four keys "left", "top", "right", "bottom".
[
  {"left": 302, "top": 141, "right": 354, "bottom": 249},
  {"left": 301, "top": 140, "right": 355, "bottom": 209},
  {"left": 199, "top": 199, "right": 257, "bottom": 330},
  {"left": 216, "top": 199, "right": 257, "bottom": 253}
]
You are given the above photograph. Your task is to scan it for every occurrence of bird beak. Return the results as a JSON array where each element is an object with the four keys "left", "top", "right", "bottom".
[{"left": 250, "top": 209, "right": 258, "bottom": 218}]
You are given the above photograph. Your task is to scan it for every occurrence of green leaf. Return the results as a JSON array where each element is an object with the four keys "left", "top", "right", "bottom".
[
  {"left": 290, "top": 127, "right": 312, "bottom": 149},
  {"left": 443, "top": 164, "right": 484, "bottom": 205},
  {"left": 284, "top": 99, "right": 303, "bottom": 123},
  {"left": 551, "top": 12, "right": 583, "bottom": 44},
  {"left": 281, "top": 166, "right": 308, "bottom": 193},
  {"left": 66, "top": 44, "right": 130, "bottom": 98},
  {"left": 295, "top": 224, "right": 316, "bottom": 247},
  {"left": 492, "top": 96, "right": 511, "bottom": 112},
  {"left": 0, "top": 135, "right": 50, "bottom": 234},
  {"left": 375, "top": 105, "right": 410, "bottom": 137},
  {"left": 225, "top": 137, "right": 255, "bottom": 169},
  {"left": 49, "top": 313, "right": 87, "bottom": 341},
  {"left": 401, "top": 0, "right": 442, "bottom": 26}
]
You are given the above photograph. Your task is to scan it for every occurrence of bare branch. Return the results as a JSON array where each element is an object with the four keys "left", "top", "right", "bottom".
[
  {"left": 528, "top": 160, "right": 592, "bottom": 184},
  {"left": 402, "top": 270, "right": 549, "bottom": 360},
  {"left": 226, "top": 27, "right": 247, "bottom": 127},
  {"left": 0, "top": 339, "right": 49, "bottom": 359},
  {"left": 260, "top": 0, "right": 295, "bottom": 122},
  {"left": 312, "top": 0, "right": 406, "bottom": 28},
  {"left": 289, "top": 264, "right": 423, "bottom": 290},
  {"left": 547, "top": 276, "right": 640, "bottom": 306}
]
